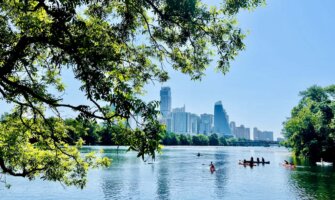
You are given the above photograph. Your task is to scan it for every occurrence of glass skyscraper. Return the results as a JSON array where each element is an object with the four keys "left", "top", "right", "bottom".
[
  {"left": 171, "top": 106, "right": 190, "bottom": 134},
  {"left": 214, "top": 101, "right": 232, "bottom": 137},
  {"left": 160, "top": 87, "right": 171, "bottom": 118},
  {"left": 199, "top": 114, "right": 213, "bottom": 135}
]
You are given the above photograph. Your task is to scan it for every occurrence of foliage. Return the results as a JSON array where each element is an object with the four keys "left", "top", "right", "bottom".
[
  {"left": 0, "top": 112, "right": 110, "bottom": 189},
  {"left": 161, "top": 132, "right": 180, "bottom": 145},
  {"left": 179, "top": 134, "right": 192, "bottom": 145},
  {"left": 192, "top": 134, "right": 209, "bottom": 145},
  {"left": 0, "top": 0, "right": 263, "bottom": 187},
  {"left": 283, "top": 85, "right": 335, "bottom": 162},
  {"left": 219, "top": 137, "right": 228, "bottom": 146},
  {"left": 209, "top": 133, "right": 219, "bottom": 145}
]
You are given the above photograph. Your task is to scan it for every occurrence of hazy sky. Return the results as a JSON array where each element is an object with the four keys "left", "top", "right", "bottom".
[{"left": 1, "top": 0, "right": 335, "bottom": 139}]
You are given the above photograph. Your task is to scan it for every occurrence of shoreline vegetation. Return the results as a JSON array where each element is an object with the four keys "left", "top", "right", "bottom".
[
  {"left": 1, "top": 113, "right": 277, "bottom": 148},
  {"left": 283, "top": 85, "right": 335, "bottom": 163},
  {"left": 62, "top": 117, "right": 279, "bottom": 147}
]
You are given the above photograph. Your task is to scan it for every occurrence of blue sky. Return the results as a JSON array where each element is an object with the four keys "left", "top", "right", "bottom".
[
  {"left": 1, "top": 0, "right": 335, "bottom": 139},
  {"left": 144, "top": 0, "right": 335, "bottom": 138}
]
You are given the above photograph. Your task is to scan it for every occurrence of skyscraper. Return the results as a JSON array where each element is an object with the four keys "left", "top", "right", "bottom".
[
  {"left": 234, "top": 125, "right": 250, "bottom": 140},
  {"left": 199, "top": 114, "right": 213, "bottom": 135},
  {"left": 230, "top": 121, "right": 236, "bottom": 135},
  {"left": 160, "top": 87, "right": 171, "bottom": 118},
  {"left": 190, "top": 114, "right": 199, "bottom": 135},
  {"left": 172, "top": 106, "right": 190, "bottom": 134},
  {"left": 214, "top": 101, "right": 232, "bottom": 137}
]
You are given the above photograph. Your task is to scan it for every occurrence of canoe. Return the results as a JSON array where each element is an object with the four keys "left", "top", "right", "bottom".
[
  {"left": 243, "top": 161, "right": 270, "bottom": 164},
  {"left": 316, "top": 161, "right": 333, "bottom": 166},
  {"left": 255, "top": 161, "right": 270, "bottom": 164},
  {"left": 239, "top": 162, "right": 256, "bottom": 166}
]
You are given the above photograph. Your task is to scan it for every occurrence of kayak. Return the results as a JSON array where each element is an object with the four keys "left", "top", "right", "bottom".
[
  {"left": 239, "top": 162, "right": 256, "bottom": 166},
  {"left": 282, "top": 163, "right": 295, "bottom": 169},
  {"left": 210, "top": 166, "right": 216, "bottom": 173},
  {"left": 316, "top": 161, "right": 333, "bottom": 166}
]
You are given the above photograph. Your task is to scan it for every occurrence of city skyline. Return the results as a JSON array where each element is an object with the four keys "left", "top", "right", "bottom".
[
  {"left": 144, "top": 0, "right": 335, "bottom": 140},
  {"left": 160, "top": 86, "right": 275, "bottom": 140}
]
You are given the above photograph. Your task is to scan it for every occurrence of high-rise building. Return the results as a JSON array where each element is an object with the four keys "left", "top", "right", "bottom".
[
  {"left": 160, "top": 87, "right": 171, "bottom": 118},
  {"left": 172, "top": 106, "right": 190, "bottom": 134},
  {"left": 230, "top": 121, "right": 236, "bottom": 135},
  {"left": 253, "top": 127, "right": 274, "bottom": 141},
  {"left": 234, "top": 125, "right": 250, "bottom": 140},
  {"left": 199, "top": 114, "right": 213, "bottom": 135},
  {"left": 160, "top": 116, "right": 173, "bottom": 133},
  {"left": 214, "top": 101, "right": 232, "bottom": 137},
  {"left": 190, "top": 114, "right": 199, "bottom": 135}
]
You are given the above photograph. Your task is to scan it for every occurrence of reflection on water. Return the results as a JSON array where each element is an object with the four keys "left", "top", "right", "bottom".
[
  {"left": 100, "top": 152, "right": 125, "bottom": 199},
  {"left": 156, "top": 155, "right": 170, "bottom": 200},
  {"left": 214, "top": 151, "right": 228, "bottom": 199},
  {"left": 1, "top": 146, "right": 335, "bottom": 200},
  {"left": 290, "top": 166, "right": 335, "bottom": 200}
]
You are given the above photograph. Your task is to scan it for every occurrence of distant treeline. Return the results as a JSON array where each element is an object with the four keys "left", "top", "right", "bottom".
[
  {"left": 64, "top": 117, "right": 130, "bottom": 145},
  {"left": 161, "top": 132, "right": 259, "bottom": 146},
  {"left": 63, "top": 117, "right": 255, "bottom": 146}
]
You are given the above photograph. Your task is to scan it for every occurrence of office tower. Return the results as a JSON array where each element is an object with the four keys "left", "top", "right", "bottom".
[
  {"left": 230, "top": 121, "right": 236, "bottom": 135},
  {"left": 199, "top": 114, "right": 214, "bottom": 135},
  {"left": 190, "top": 114, "right": 199, "bottom": 135},
  {"left": 172, "top": 106, "right": 190, "bottom": 134},
  {"left": 160, "top": 115, "right": 173, "bottom": 133},
  {"left": 214, "top": 101, "right": 232, "bottom": 137},
  {"left": 234, "top": 125, "right": 250, "bottom": 140},
  {"left": 160, "top": 87, "right": 171, "bottom": 118},
  {"left": 253, "top": 127, "right": 274, "bottom": 141},
  {"left": 245, "top": 127, "right": 250, "bottom": 140}
]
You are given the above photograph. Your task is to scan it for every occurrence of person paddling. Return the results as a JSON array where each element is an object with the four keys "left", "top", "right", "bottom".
[{"left": 210, "top": 162, "right": 216, "bottom": 173}]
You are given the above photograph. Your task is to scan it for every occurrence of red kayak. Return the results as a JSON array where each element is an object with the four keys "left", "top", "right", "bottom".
[
  {"left": 282, "top": 163, "right": 295, "bottom": 169},
  {"left": 210, "top": 166, "right": 216, "bottom": 173}
]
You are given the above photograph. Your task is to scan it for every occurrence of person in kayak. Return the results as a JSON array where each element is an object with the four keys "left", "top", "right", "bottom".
[
  {"left": 210, "top": 162, "right": 215, "bottom": 173},
  {"left": 250, "top": 157, "right": 254, "bottom": 165}
]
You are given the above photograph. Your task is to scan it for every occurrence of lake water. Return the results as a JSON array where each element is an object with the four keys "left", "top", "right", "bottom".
[{"left": 1, "top": 146, "right": 335, "bottom": 200}]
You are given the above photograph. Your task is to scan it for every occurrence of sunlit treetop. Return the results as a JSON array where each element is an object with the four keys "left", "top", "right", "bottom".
[{"left": 0, "top": 0, "right": 264, "bottom": 188}]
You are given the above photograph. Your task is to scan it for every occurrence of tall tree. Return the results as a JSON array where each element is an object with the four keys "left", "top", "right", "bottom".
[
  {"left": 0, "top": 0, "right": 264, "bottom": 187},
  {"left": 283, "top": 85, "right": 335, "bottom": 162}
]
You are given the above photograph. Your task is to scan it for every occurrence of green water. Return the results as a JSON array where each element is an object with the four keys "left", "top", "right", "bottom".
[{"left": 1, "top": 146, "right": 334, "bottom": 200}]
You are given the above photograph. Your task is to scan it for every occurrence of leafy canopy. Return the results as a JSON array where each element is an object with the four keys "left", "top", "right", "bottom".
[
  {"left": 283, "top": 85, "right": 335, "bottom": 161},
  {"left": 0, "top": 0, "right": 263, "bottom": 187}
]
